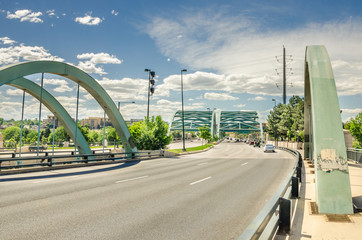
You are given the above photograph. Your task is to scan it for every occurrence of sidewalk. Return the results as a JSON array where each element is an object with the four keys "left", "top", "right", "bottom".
[{"left": 282, "top": 157, "right": 362, "bottom": 239}]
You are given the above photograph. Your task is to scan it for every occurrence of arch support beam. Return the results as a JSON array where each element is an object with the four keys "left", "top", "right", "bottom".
[
  {"left": 304, "top": 45, "right": 353, "bottom": 214},
  {"left": 8, "top": 77, "right": 92, "bottom": 155}
]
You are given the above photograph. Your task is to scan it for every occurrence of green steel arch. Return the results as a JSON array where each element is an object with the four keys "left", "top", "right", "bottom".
[
  {"left": 0, "top": 61, "right": 137, "bottom": 153},
  {"left": 169, "top": 110, "right": 261, "bottom": 138},
  {"left": 7, "top": 77, "right": 92, "bottom": 155},
  {"left": 304, "top": 45, "right": 353, "bottom": 214},
  {"left": 218, "top": 111, "right": 260, "bottom": 135},
  {"left": 170, "top": 110, "right": 213, "bottom": 132}
]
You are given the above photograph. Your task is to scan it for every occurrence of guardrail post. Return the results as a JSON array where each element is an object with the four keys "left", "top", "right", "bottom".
[
  {"left": 84, "top": 155, "right": 88, "bottom": 163},
  {"left": 292, "top": 176, "right": 299, "bottom": 198},
  {"left": 356, "top": 150, "right": 358, "bottom": 163},
  {"left": 279, "top": 198, "right": 291, "bottom": 234},
  {"left": 296, "top": 167, "right": 302, "bottom": 182},
  {"left": 12, "top": 153, "right": 16, "bottom": 158}
]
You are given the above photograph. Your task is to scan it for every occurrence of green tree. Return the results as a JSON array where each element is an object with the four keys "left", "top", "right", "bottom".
[
  {"left": 88, "top": 131, "right": 100, "bottom": 143},
  {"left": 198, "top": 125, "right": 211, "bottom": 143},
  {"left": 53, "top": 126, "right": 70, "bottom": 142},
  {"left": 3, "top": 126, "right": 21, "bottom": 142},
  {"left": 266, "top": 96, "right": 304, "bottom": 141},
  {"left": 27, "top": 130, "right": 38, "bottom": 143},
  {"left": 128, "top": 116, "right": 172, "bottom": 150},
  {"left": 345, "top": 113, "right": 362, "bottom": 147}
]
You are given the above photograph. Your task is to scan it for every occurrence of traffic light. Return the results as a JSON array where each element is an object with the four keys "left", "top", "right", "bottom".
[{"left": 150, "top": 72, "right": 156, "bottom": 95}]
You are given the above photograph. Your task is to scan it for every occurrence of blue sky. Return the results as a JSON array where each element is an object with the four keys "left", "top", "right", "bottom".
[{"left": 1, "top": 0, "right": 362, "bottom": 123}]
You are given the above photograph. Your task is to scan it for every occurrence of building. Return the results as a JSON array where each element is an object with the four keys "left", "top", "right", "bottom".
[
  {"left": 42, "top": 115, "right": 59, "bottom": 128},
  {"left": 80, "top": 117, "right": 112, "bottom": 129}
]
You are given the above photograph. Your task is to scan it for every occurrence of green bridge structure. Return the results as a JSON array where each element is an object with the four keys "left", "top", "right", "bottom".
[
  {"left": 169, "top": 110, "right": 262, "bottom": 138},
  {"left": 0, "top": 45, "right": 354, "bottom": 214},
  {"left": 0, "top": 61, "right": 138, "bottom": 155}
]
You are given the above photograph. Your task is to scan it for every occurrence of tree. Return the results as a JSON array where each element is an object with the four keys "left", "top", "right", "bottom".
[
  {"left": 52, "top": 126, "right": 70, "bottom": 142},
  {"left": 266, "top": 96, "right": 304, "bottom": 141},
  {"left": 345, "top": 113, "right": 362, "bottom": 147},
  {"left": 88, "top": 131, "right": 100, "bottom": 143},
  {"left": 198, "top": 125, "right": 211, "bottom": 143},
  {"left": 3, "top": 126, "right": 21, "bottom": 142},
  {"left": 128, "top": 116, "right": 172, "bottom": 150}
]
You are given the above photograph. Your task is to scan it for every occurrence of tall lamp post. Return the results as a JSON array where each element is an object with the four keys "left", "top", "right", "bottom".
[
  {"left": 272, "top": 99, "right": 277, "bottom": 146},
  {"left": 145, "top": 69, "right": 156, "bottom": 119},
  {"left": 181, "top": 69, "right": 187, "bottom": 151},
  {"left": 117, "top": 101, "right": 136, "bottom": 112}
]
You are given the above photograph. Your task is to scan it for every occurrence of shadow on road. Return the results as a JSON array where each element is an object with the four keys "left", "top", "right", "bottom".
[{"left": 0, "top": 160, "right": 141, "bottom": 182}]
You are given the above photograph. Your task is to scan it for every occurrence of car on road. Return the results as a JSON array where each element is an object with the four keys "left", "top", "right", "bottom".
[{"left": 264, "top": 144, "right": 275, "bottom": 153}]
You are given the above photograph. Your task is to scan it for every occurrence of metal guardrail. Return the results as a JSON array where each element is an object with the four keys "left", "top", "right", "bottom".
[
  {"left": 0, "top": 150, "right": 164, "bottom": 171},
  {"left": 347, "top": 148, "right": 362, "bottom": 164},
  {"left": 238, "top": 146, "right": 302, "bottom": 240}
]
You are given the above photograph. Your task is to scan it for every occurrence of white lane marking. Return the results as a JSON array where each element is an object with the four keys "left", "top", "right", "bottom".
[
  {"left": 189, "top": 176, "right": 212, "bottom": 185},
  {"left": 241, "top": 162, "right": 248, "bottom": 166},
  {"left": 33, "top": 176, "right": 78, "bottom": 184},
  {"left": 115, "top": 175, "right": 148, "bottom": 184},
  {"left": 197, "top": 162, "right": 208, "bottom": 166}
]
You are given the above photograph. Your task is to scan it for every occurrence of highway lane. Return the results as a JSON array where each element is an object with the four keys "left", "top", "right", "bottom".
[{"left": 0, "top": 141, "right": 296, "bottom": 240}]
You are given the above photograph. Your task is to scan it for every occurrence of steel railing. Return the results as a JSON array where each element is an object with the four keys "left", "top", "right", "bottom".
[
  {"left": 0, "top": 150, "right": 164, "bottom": 171},
  {"left": 238, "top": 146, "right": 302, "bottom": 240},
  {"left": 347, "top": 148, "right": 362, "bottom": 164}
]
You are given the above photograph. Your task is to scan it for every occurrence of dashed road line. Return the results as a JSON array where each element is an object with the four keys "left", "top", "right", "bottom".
[
  {"left": 32, "top": 175, "right": 79, "bottom": 184},
  {"left": 115, "top": 175, "right": 149, "bottom": 184},
  {"left": 241, "top": 162, "right": 249, "bottom": 166},
  {"left": 197, "top": 162, "right": 208, "bottom": 166},
  {"left": 190, "top": 176, "right": 212, "bottom": 185}
]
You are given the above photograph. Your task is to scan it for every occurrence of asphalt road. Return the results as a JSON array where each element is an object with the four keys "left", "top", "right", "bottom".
[{"left": 0, "top": 141, "right": 295, "bottom": 240}]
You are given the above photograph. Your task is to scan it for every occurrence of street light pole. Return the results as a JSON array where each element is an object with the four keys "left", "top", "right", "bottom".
[
  {"left": 117, "top": 101, "right": 135, "bottom": 112},
  {"left": 181, "top": 69, "right": 187, "bottom": 151}
]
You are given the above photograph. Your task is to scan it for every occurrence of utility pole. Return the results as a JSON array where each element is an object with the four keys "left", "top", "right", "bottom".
[
  {"left": 283, "top": 45, "right": 286, "bottom": 104},
  {"left": 275, "top": 46, "right": 293, "bottom": 104}
]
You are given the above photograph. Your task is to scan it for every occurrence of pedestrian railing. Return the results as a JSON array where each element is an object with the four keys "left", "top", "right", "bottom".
[
  {"left": 0, "top": 150, "right": 164, "bottom": 171},
  {"left": 347, "top": 148, "right": 362, "bottom": 164},
  {"left": 238, "top": 147, "right": 302, "bottom": 240}
]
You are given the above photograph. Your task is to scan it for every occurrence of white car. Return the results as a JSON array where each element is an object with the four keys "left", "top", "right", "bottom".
[{"left": 264, "top": 144, "right": 275, "bottom": 153}]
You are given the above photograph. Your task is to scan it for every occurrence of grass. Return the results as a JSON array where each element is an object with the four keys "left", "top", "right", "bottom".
[{"left": 167, "top": 143, "right": 214, "bottom": 153}]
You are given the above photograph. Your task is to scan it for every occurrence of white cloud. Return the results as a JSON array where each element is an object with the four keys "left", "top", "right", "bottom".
[
  {"left": 7, "top": 9, "right": 43, "bottom": 23},
  {"left": 204, "top": 92, "right": 239, "bottom": 101},
  {"left": 111, "top": 10, "right": 119, "bottom": 16},
  {"left": 77, "top": 61, "right": 106, "bottom": 75},
  {"left": 6, "top": 89, "right": 23, "bottom": 96},
  {"left": 248, "top": 96, "right": 266, "bottom": 101},
  {"left": 234, "top": 104, "right": 246, "bottom": 108},
  {"left": 145, "top": 11, "right": 362, "bottom": 97},
  {"left": 0, "top": 43, "right": 64, "bottom": 65},
  {"left": 43, "top": 78, "right": 74, "bottom": 93},
  {"left": 96, "top": 77, "right": 148, "bottom": 101},
  {"left": 77, "top": 52, "right": 122, "bottom": 64},
  {"left": 0, "top": 37, "right": 16, "bottom": 45},
  {"left": 75, "top": 14, "right": 102, "bottom": 26},
  {"left": 76, "top": 52, "right": 122, "bottom": 75},
  {"left": 341, "top": 108, "right": 362, "bottom": 115},
  {"left": 157, "top": 71, "right": 294, "bottom": 97},
  {"left": 46, "top": 9, "right": 55, "bottom": 17}
]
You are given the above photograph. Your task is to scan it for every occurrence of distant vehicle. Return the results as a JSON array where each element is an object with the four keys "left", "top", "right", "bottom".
[
  {"left": 249, "top": 141, "right": 255, "bottom": 145},
  {"left": 235, "top": 139, "right": 239, "bottom": 142},
  {"left": 264, "top": 144, "right": 275, "bottom": 153},
  {"left": 254, "top": 141, "right": 261, "bottom": 148}
]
